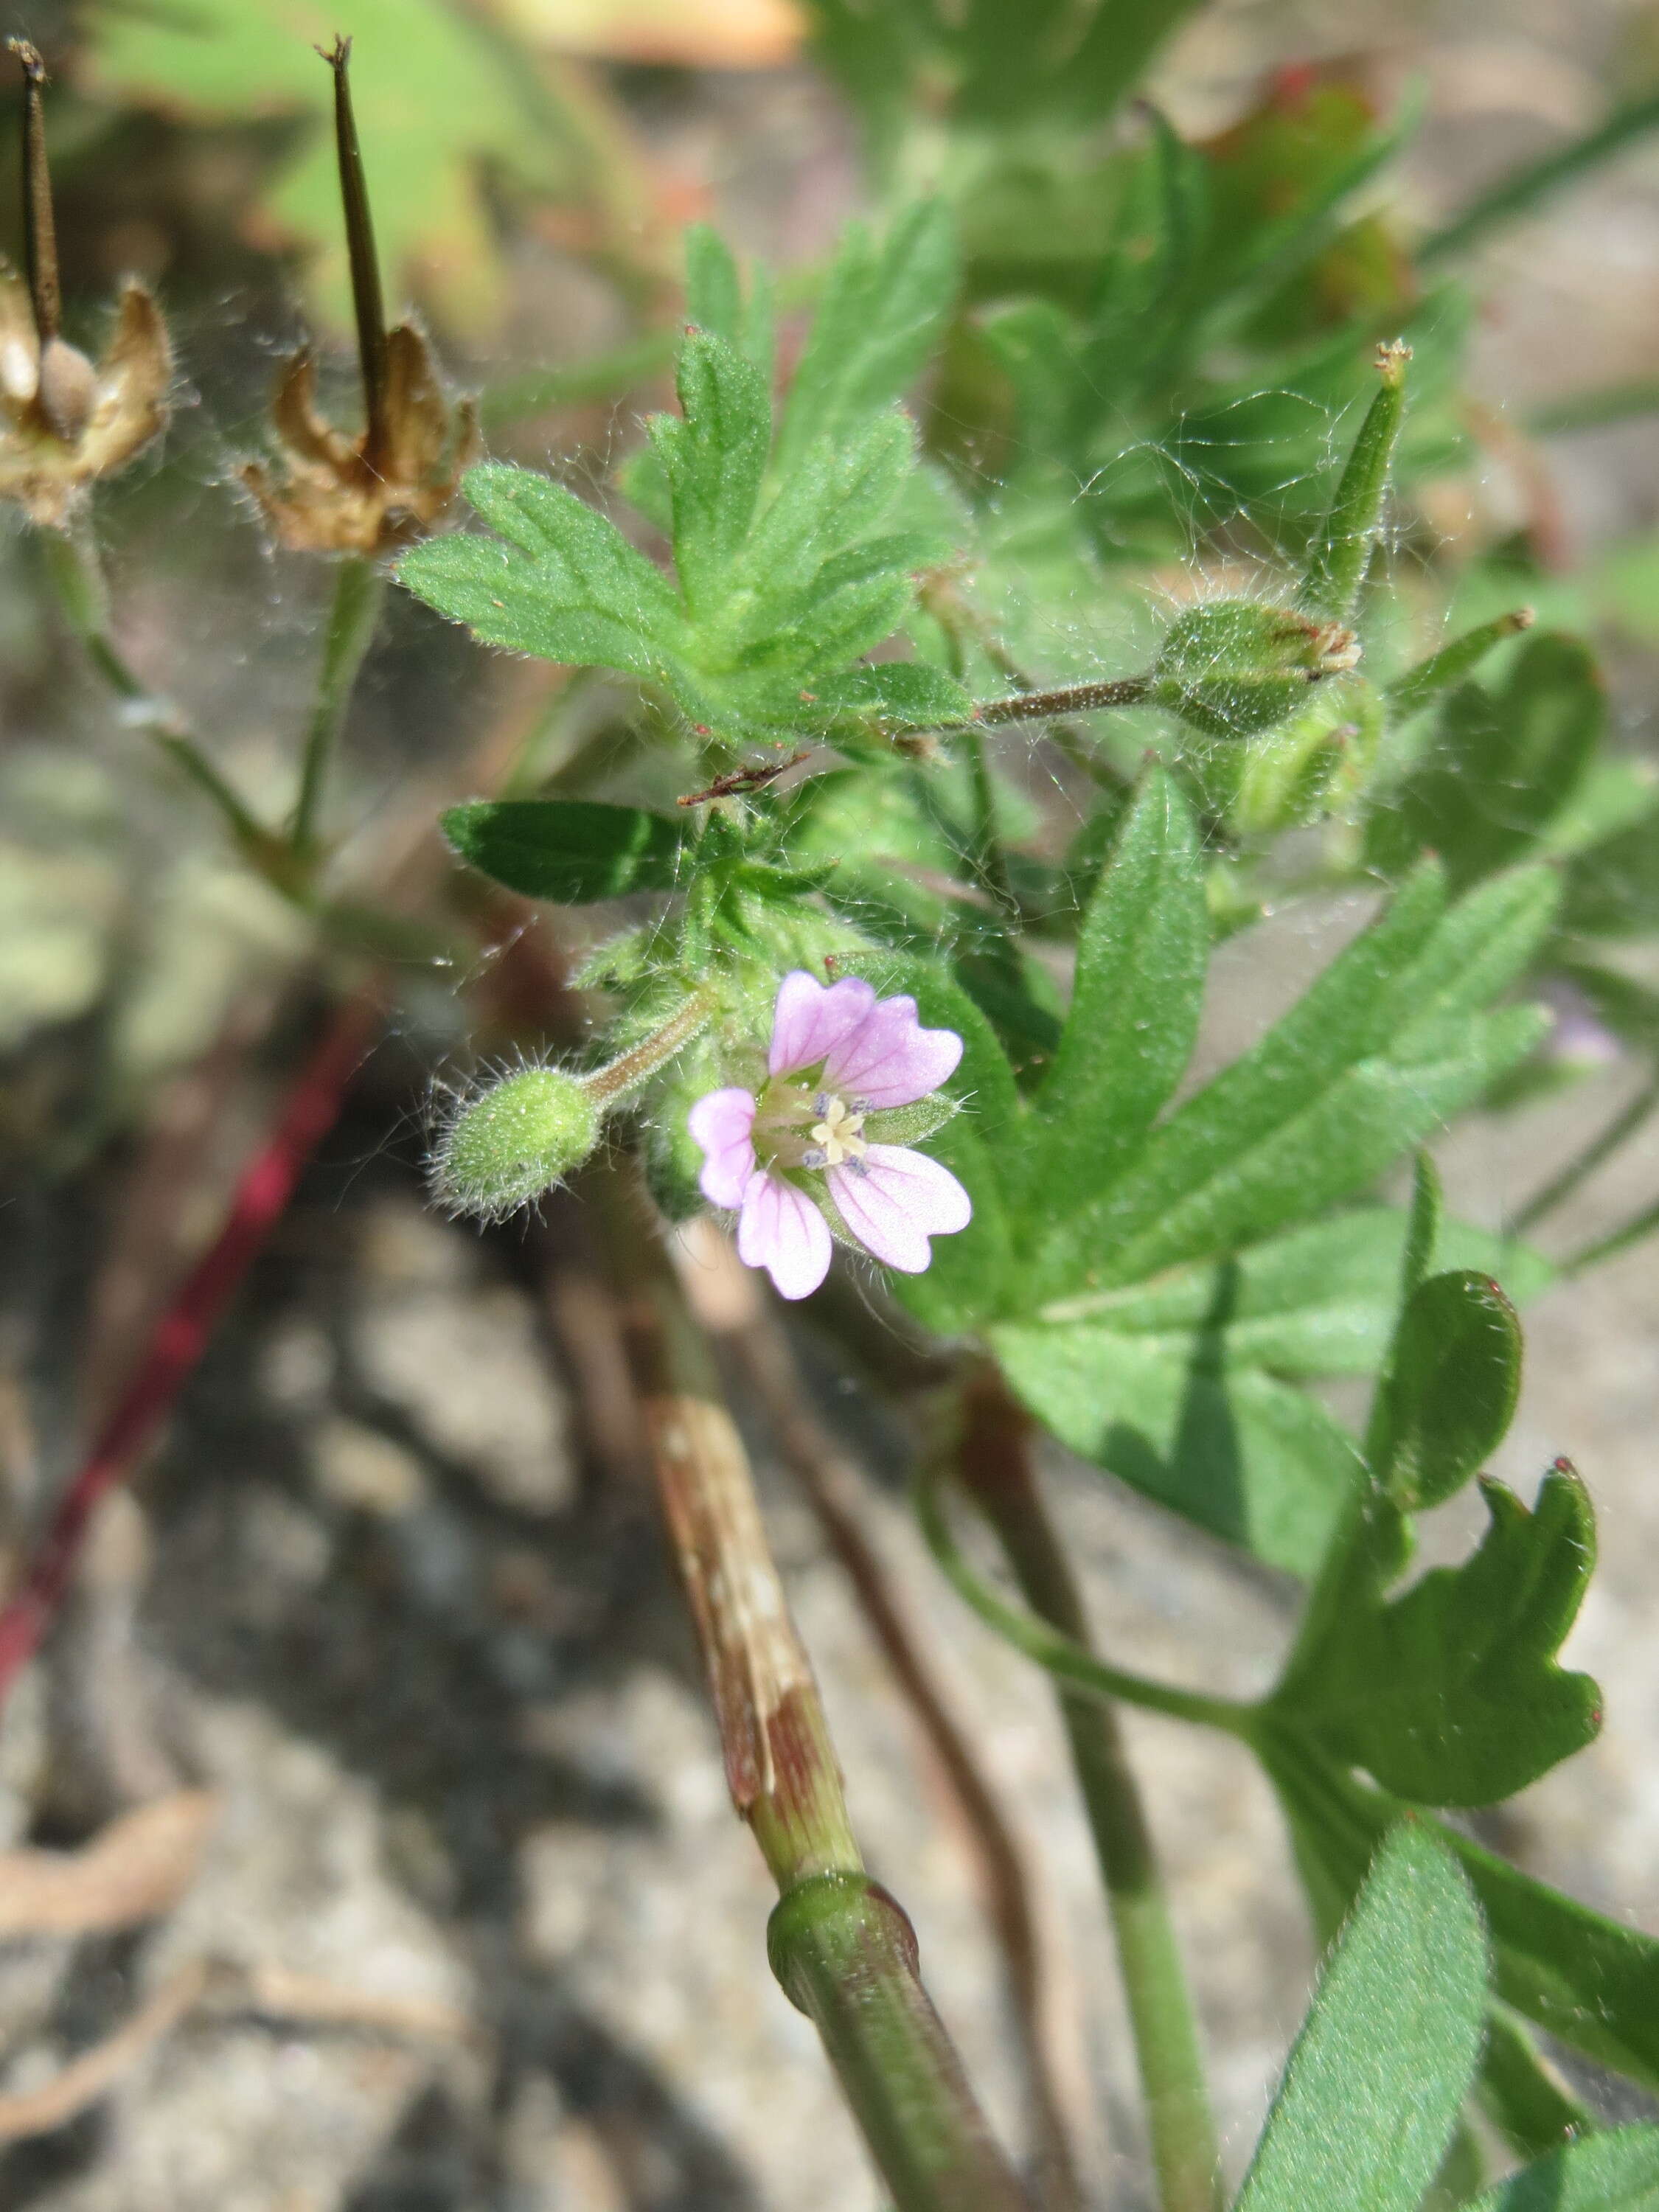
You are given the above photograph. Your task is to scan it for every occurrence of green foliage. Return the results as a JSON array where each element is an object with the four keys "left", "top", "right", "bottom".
[
  {"left": 1368, "top": 1270, "right": 1523, "bottom": 1510},
  {"left": 1022, "top": 862, "right": 1556, "bottom": 1307},
  {"left": 85, "top": 0, "right": 572, "bottom": 332},
  {"left": 990, "top": 1317, "right": 1360, "bottom": 1573},
  {"left": 1274, "top": 1467, "right": 1600, "bottom": 1805},
  {"left": 1007, "top": 769, "right": 1205, "bottom": 1208},
  {"left": 400, "top": 210, "right": 965, "bottom": 751},
  {"left": 1267, "top": 1748, "right": 1659, "bottom": 2091},
  {"left": 442, "top": 799, "right": 686, "bottom": 904},
  {"left": 1233, "top": 1823, "right": 1486, "bottom": 2212},
  {"left": 1464, "top": 2126, "right": 1659, "bottom": 2212},
  {"left": 1367, "top": 633, "right": 1607, "bottom": 885}
]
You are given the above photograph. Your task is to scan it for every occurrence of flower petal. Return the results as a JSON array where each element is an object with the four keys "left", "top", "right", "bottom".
[
  {"left": 688, "top": 1086, "right": 758, "bottom": 1208},
  {"left": 736, "top": 1169, "right": 833, "bottom": 1300},
  {"left": 821, "top": 994, "right": 963, "bottom": 1109},
  {"left": 827, "top": 1144, "right": 973, "bottom": 1273},
  {"left": 768, "top": 971, "right": 877, "bottom": 1079}
]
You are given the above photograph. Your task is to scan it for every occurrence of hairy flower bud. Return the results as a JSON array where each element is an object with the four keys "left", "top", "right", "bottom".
[
  {"left": 1150, "top": 598, "right": 1360, "bottom": 741},
  {"left": 431, "top": 1065, "right": 601, "bottom": 1221}
]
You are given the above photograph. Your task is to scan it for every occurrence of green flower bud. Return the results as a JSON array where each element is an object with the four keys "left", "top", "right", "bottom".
[
  {"left": 431, "top": 1064, "right": 601, "bottom": 1220},
  {"left": 1150, "top": 599, "right": 1360, "bottom": 740}
]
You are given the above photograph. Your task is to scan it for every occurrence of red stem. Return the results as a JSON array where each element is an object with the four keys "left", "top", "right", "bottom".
[{"left": 0, "top": 989, "right": 382, "bottom": 1704}]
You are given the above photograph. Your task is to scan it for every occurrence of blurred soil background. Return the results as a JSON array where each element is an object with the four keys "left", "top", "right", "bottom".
[{"left": 0, "top": 0, "right": 1657, "bottom": 2207}]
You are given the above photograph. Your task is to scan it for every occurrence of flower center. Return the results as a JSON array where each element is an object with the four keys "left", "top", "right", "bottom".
[{"left": 754, "top": 1078, "right": 869, "bottom": 1173}]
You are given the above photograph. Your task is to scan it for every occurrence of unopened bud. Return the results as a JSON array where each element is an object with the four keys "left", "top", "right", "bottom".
[
  {"left": 431, "top": 1064, "right": 601, "bottom": 1220},
  {"left": 1151, "top": 598, "right": 1360, "bottom": 740}
]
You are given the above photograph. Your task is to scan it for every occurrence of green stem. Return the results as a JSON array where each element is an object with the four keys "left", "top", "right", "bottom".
[
  {"left": 41, "top": 520, "right": 276, "bottom": 866},
  {"left": 601, "top": 1180, "right": 1032, "bottom": 2212},
  {"left": 291, "top": 554, "right": 388, "bottom": 866},
  {"left": 916, "top": 1458, "right": 1250, "bottom": 1735},
  {"left": 950, "top": 1371, "right": 1227, "bottom": 2212},
  {"left": 1420, "top": 90, "right": 1659, "bottom": 265},
  {"left": 961, "top": 722, "right": 1019, "bottom": 917},
  {"left": 1559, "top": 1192, "right": 1659, "bottom": 1277},
  {"left": 975, "top": 675, "right": 1150, "bottom": 728},
  {"left": 1514, "top": 1071, "right": 1659, "bottom": 1235}
]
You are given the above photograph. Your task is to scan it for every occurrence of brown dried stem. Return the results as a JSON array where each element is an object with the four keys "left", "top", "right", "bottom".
[
  {"left": 679, "top": 1235, "right": 1084, "bottom": 2211},
  {"left": 597, "top": 1164, "right": 1032, "bottom": 2212}
]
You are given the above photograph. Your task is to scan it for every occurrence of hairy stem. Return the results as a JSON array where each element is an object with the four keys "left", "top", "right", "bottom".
[
  {"left": 291, "top": 554, "right": 389, "bottom": 866},
  {"left": 975, "top": 676, "right": 1150, "bottom": 728},
  {"left": 953, "top": 1369, "right": 1225, "bottom": 2212},
  {"left": 42, "top": 518, "right": 279, "bottom": 869},
  {"left": 1514, "top": 1071, "right": 1659, "bottom": 1235},
  {"left": 600, "top": 1178, "right": 1032, "bottom": 2212}
]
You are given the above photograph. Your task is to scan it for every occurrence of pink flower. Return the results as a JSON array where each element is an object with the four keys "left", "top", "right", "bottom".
[{"left": 687, "top": 971, "right": 973, "bottom": 1301}]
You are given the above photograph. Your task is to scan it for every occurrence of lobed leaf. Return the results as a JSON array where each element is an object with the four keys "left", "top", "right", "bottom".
[
  {"left": 1031, "top": 1209, "right": 1551, "bottom": 1375},
  {"left": 1276, "top": 1466, "right": 1600, "bottom": 1806},
  {"left": 773, "top": 201, "right": 959, "bottom": 473},
  {"left": 989, "top": 1315, "right": 1361, "bottom": 1574}
]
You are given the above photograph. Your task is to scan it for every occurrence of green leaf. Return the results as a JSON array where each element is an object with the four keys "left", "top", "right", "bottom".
[
  {"left": 399, "top": 464, "right": 690, "bottom": 688},
  {"left": 684, "top": 224, "right": 774, "bottom": 379},
  {"left": 989, "top": 1315, "right": 1361, "bottom": 1574},
  {"left": 1562, "top": 796, "right": 1659, "bottom": 939},
  {"left": 1267, "top": 1750, "right": 1659, "bottom": 2093},
  {"left": 774, "top": 201, "right": 959, "bottom": 474},
  {"left": 1276, "top": 1467, "right": 1601, "bottom": 1805},
  {"left": 1234, "top": 1823, "right": 1486, "bottom": 2212},
  {"left": 1477, "top": 2008, "right": 1591, "bottom": 2160},
  {"left": 650, "top": 333, "right": 771, "bottom": 620},
  {"left": 402, "top": 215, "right": 964, "bottom": 748},
  {"left": 1368, "top": 636, "right": 1606, "bottom": 888},
  {"left": 441, "top": 800, "right": 686, "bottom": 904},
  {"left": 1464, "top": 2127, "right": 1659, "bottom": 2211},
  {"left": 86, "top": 0, "right": 573, "bottom": 333},
  {"left": 1026, "top": 863, "right": 1559, "bottom": 1303},
  {"left": 1029, "top": 1208, "right": 1552, "bottom": 1375},
  {"left": 1371, "top": 1270, "right": 1523, "bottom": 1509},
  {"left": 1011, "top": 768, "right": 1206, "bottom": 1210}
]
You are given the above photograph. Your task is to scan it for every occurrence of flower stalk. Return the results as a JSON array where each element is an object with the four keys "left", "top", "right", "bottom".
[
  {"left": 599, "top": 1172, "right": 1033, "bottom": 2212},
  {"left": 952, "top": 1367, "right": 1225, "bottom": 2212},
  {"left": 290, "top": 551, "right": 389, "bottom": 864},
  {"left": 41, "top": 515, "right": 284, "bottom": 874}
]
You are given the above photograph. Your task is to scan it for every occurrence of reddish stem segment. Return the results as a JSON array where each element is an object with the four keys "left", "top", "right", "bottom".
[{"left": 0, "top": 990, "right": 381, "bottom": 1704}]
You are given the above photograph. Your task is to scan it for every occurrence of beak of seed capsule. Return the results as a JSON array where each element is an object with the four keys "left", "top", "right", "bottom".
[{"left": 240, "top": 37, "right": 478, "bottom": 557}]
